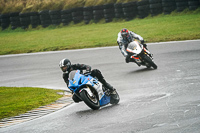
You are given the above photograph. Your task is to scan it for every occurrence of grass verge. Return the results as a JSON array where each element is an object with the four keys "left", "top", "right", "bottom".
[
  {"left": 0, "top": 87, "right": 64, "bottom": 119},
  {"left": 0, "top": 9, "right": 200, "bottom": 55}
]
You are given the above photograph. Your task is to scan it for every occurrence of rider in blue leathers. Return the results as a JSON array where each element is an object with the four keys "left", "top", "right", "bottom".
[{"left": 59, "top": 58, "right": 116, "bottom": 103}]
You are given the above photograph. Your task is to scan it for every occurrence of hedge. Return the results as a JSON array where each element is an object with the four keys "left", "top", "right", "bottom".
[{"left": 0, "top": 0, "right": 199, "bottom": 30}]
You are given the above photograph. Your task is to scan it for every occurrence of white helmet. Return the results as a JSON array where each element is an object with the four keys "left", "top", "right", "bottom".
[{"left": 59, "top": 58, "right": 71, "bottom": 72}]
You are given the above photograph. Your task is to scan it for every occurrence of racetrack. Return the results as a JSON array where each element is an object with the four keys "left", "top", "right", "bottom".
[{"left": 0, "top": 40, "right": 200, "bottom": 133}]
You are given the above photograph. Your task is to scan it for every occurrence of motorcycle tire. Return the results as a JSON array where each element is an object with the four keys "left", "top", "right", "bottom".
[
  {"left": 110, "top": 91, "right": 120, "bottom": 104},
  {"left": 80, "top": 90, "right": 100, "bottom": 110},
  {"left": 142, "top": 54, "right": 158, "bottom": 69}
]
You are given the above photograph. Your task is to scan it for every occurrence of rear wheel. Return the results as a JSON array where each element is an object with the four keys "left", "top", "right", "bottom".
[
  {"left": 142, "top": 54, "right": 157, "bottom": 69},
  {"left": 110, "top": 91, "right": 120, "bottom": 104},
  {"left": 80, "top": 90, "right": 100, "bottom": 110}
]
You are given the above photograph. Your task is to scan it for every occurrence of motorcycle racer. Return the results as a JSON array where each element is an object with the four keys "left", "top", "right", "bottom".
[
  {"left": 59, "top": 58, "right": 116, "bottom": 103},
  {"left": 117, "top": 28, "right": 152, "bottom": 63}
]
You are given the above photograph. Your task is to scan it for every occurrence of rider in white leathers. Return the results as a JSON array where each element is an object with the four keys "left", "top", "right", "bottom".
[{"left": 117, "top": 28, "right": 152, "bottom": 63}]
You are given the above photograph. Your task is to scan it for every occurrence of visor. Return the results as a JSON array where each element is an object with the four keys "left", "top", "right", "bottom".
[
  {"left": 61, "top": 66, "right": 68, "bottom": 72},
  {"left": 122, "top": 34, "right": 127, "bottom": 38},
  {"left": 121, "top": 32, "right": 128, "bottom": 38}
]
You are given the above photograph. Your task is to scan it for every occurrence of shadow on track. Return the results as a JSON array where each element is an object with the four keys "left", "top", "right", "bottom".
[
  {"left": 75, "top": 104, "right": 120, "bottom": 115},
  {"left": 128, "top": 68, "right": 156, "bottom": 74}
]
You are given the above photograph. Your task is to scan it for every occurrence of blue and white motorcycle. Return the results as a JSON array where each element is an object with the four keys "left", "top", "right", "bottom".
[{"left": 68, "top": 70, "right": 120, "bottom": 110}]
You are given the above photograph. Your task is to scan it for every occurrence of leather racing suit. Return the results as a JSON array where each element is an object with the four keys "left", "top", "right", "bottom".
[
  {"left": 117, "top": 31, "right": 151, "bottom": 63},
  {"left": 117, "top": 30, "right": 144, "bottom": 57},
  {"left": 62, "top": 64, "right": 115, "bottom": 102}
]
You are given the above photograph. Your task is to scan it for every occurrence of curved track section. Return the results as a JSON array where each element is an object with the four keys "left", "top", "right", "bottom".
[{"left": 0, "top": 40, "right": 200, "bottom": 133}]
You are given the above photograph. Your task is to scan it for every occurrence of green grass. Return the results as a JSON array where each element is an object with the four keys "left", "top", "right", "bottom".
[
  {"left": 0, "top": 10, "right": 200, "bottom": 55},
  {"left": 0, "top": 87, "right": 64, "bottom": 119}
]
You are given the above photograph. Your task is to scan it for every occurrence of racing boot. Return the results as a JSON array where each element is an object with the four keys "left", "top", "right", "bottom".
[
  {"left": 100, "top": 78, "right": 116, "bottom": 95},
  {"left": 125, "top": 56, "right": 130, "bottom": 63}
]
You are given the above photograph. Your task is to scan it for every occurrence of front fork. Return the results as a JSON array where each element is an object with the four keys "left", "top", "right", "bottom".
[
  {"left": 143, "top": 48, "right": 153, "bottom": 60},
  {"left": 79, "top": 86, "right": 94, "bottom": 98}
]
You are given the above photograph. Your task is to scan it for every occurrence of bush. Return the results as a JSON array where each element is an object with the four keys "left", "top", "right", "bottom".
[
  {"left": 63, "top": 0, "right": 85, "bottom": 9},
  {"left": 0, "top": 0, "right": 24, "bottom": 13},
  {"left": 0, "top": 0, "right": 140, "bottom": 13}
]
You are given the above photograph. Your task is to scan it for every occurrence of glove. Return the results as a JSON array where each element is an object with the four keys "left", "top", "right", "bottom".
[
  {"left": 143, "top": 43, "right": 147, "bottom": 49},
  {"left": 84, "top": 71, "right": 91, "bottom": 76},
  {"left": 84, "top": 68, "right": 91, "bottom": 76},
  {"left": 117, "top": 41, "right": 123, "bottom": 49}
]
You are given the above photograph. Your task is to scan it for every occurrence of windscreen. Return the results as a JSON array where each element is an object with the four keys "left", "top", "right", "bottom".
[
  {"left": 68, "top": 70, "right": 76, "bottom": 80},
  {"left": 127, "top": 42, "right": 137, "bottom": 50}
]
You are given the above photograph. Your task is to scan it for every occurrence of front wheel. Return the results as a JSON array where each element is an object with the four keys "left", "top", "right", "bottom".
[
  {"left": 80, "top": 90, "right": 100, "bottom": 110},
  {"left": 142, "top": 54, "right": 157, "bottom": 69}
]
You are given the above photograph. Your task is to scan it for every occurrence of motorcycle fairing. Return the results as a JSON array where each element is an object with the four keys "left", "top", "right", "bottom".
[
  {"left": 68, "top": 70, "right": 109, "bottom": 106},
  {"left": 68, "top": 70, "right": 97, "bottom": 89},
  {"left": 126, "top": 40, "right": 143, "bottom": 55},
  {"left": 68, "top": 70, "right": 86, "bottom": 91},
  {"left": 99, "top": 94, "right": 110, "bottom": 106},
  {"left": 131, "top": 56, "right": 142, "bottom": 63}
]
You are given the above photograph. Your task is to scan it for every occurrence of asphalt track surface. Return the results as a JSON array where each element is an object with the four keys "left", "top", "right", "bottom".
[{"left": 0, "top": 40, "right": 200, "bottom": 133}]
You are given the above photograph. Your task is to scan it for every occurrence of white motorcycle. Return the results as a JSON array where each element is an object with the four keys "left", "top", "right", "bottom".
[{"left": 126, "top": 40, "right": 157, "bottom": 69}]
